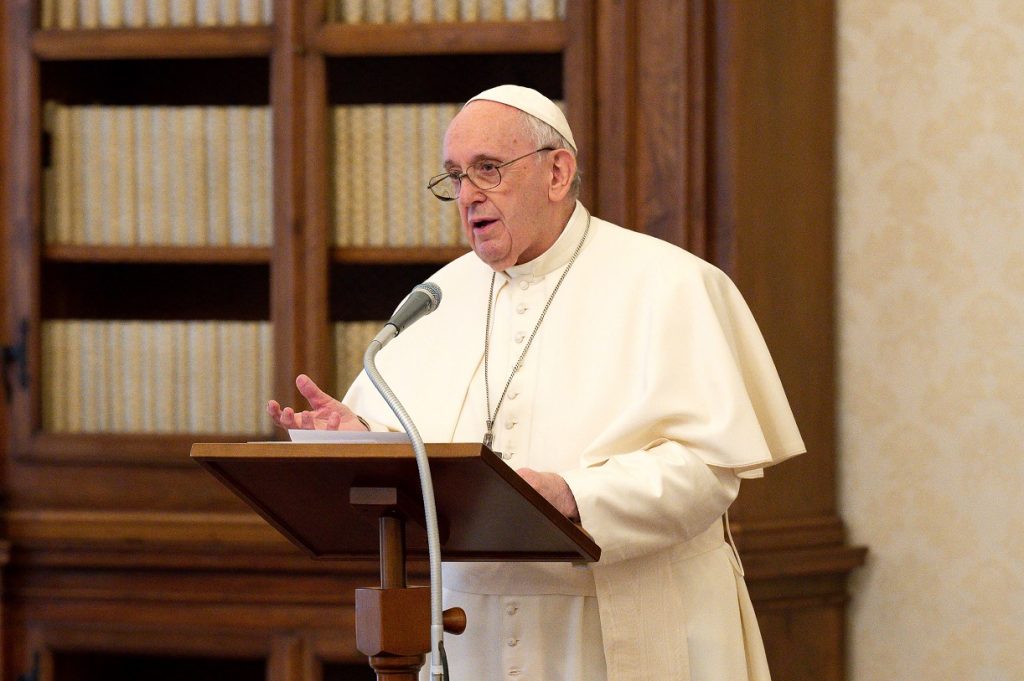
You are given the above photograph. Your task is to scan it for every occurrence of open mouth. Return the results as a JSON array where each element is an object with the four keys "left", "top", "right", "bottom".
[{"left": 471, "top": 218, "right": 498, "bottom": 229}]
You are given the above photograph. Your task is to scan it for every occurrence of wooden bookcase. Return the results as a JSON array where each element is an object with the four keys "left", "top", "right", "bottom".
[{"left": 1, "top": 2, "right": 862, "bottom": 680}]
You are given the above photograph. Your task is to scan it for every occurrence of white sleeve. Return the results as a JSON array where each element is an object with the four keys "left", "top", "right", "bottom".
[{"left": 561, "top": 438, "right": 739, "bottom": 565}]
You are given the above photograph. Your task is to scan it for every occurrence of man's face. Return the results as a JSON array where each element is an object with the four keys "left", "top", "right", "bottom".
[{"left": 443, "top": 102, "right": 558, "bottom": 271}]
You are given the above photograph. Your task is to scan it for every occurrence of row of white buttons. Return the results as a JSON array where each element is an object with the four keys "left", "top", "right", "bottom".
[{"left": 505, "top": 601, "right": 521, "bottom": 676}]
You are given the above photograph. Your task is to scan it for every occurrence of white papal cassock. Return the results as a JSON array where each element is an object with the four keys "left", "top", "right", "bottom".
[{"left": 343, "top": 202, "right": 806, "bottom": 681}]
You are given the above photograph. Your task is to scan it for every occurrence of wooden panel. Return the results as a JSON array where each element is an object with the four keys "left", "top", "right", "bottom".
[
  {"left": 270, "top": 0, "right": 312, "bottom": 410},
  {"left": 710, "top": 0, "right": 840, "bottom": 524},
  {"left": 32, "top": 28, "right": 273, "bottom": 60},
  {"left": 315, "top": 21, "right": 566, "bottom": 56}
]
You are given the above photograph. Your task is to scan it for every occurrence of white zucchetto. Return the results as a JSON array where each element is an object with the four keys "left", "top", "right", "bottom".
[{"left": 466, "top": 84, "right": 577, "bottom": 153}]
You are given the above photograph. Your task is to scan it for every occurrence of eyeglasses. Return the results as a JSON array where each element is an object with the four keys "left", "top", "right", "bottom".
[{"left": 427, "top": 147, "right": 556, "bottom": 201}]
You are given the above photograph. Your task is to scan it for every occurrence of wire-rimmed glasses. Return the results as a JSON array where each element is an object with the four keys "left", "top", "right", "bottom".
[{"left": 426, "top": 147, "right": 555, "bottom": 201}]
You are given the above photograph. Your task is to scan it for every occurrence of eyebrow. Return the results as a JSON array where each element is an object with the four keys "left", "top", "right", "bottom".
[{"left": 443, "top": 152, "right": 501, "bottom": 170}]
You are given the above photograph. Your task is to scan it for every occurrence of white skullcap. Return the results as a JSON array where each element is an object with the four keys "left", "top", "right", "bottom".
[{"left": 466, "top": 84, "right": 577, "bottom": 153}]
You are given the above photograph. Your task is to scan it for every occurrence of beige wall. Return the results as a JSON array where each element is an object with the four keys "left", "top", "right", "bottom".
[{"left": 838, "top": 1, "right": 1024, "bottom": 678}]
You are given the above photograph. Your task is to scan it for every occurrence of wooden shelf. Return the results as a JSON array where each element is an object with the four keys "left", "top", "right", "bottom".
[
  {"left": 44, "top": 244, "right": 273, "bottom": 264},
  {"left": 331, "top": 245, "right": 469, "bottom": 264},
  {"left": 32, "top": 26, "right": 274, "bottom": 60},
  {"left": 19, "top": 431, "right": 278, "bottom": 467},
  {"left": 315, "top": 20, "right": 566, "bottom": 56}
]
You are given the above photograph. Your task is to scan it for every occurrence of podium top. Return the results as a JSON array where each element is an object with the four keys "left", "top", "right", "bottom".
[{"left": 191, "top": 441, "right": 600, "bottom": 563}]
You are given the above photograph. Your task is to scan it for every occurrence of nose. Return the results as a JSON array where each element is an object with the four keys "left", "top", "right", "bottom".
[{"left": 457, "top": 177, "right": 486, "bottom": 208}]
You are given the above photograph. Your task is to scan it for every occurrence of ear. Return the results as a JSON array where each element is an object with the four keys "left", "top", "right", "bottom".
[{"left": 547, "top": 148, "right": 577, "bottom": 201}]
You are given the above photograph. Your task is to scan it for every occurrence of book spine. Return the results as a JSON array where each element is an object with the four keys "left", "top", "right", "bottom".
[
  {"left": 98, "top": 0, "right": 123, "bottom": 27},
  {"left": 238, "top": 0, "right": 260, "bottom": 25},
  {"left": 385, "top": 106, "right": 408, "bottom": 247},
  {"left": 419, "top": 104, "right": 442, "bottom": 246},
  {"left": 505, "top": 0, "right": 528, "bottom": 21},
  {"left": 124, "top": 0, "right": 147, "bottom": 26},
  {"left": 169, "top": 0, "right": 197, "bottom": 26},
  {"left": 529, "top": 0, "right": 556, "bottom": 20},
  {"left": 182, "top": 107, "right": 209, "bottom": 245},
  {"left": 365, "top": 104, "right": 387, "bottom": 246},
  {"left": 41, "top": 0, "right": 57, "bottom": 29},
  {"left": 411, "top": 0, "right": 433, "bottom": 22},
  {"left": 196, "top": 0, "right": 218, "bottom": 25},
  {"left": 152, "top": 107, "right": 174, "bottom": 244},
  {"left": 389, "top": 0, "right": 412, "bottom": 22},
  {"left": 135, "top": 107, "right": 155, "bottom": 245},
  {"left": 97, "top": 108, "right": 116, "bottom": 244},
  {"left": 66, "top": 320, "right": 83, "bottom": 432},
  {"left": 251, "top": 107, "right": 273, "bottom": 246},
  {"left": 147, "top": 0, "right": 171, "bottom": 26},
  {"left": 348, "top": 106, "right": 368, "bottom": 246},
  {"left": 81, "top": 0, "right": 102, "bottom": 28},
  {"left": 332, "top": 106, "right": 351, "bottom": 246},
  {"left": 41, "top": 321, "right": 61, "bottom": 432},
  {"left": 341, "top": 0, "right": 363, "bottom": 23},
  {"left": 57, "top": 0, "right": 78, "bottom": 29},
  {"left": 226, "top": 107, "right": 251, "bottom": 245},
  {"left": 116, "top": 107, "right": 138, "bottom": 245},
  {"left": 219, "top": 0, "right": 240, "bottom": 25},
  {"left": 172, "top": 322, "right": 190, "bottom": 431},
  {"left": 205, "top": 106, "right": 230, "bottom": 245},
  {"left": 480, "top": 0, "right": 504, "bottom": 22}
]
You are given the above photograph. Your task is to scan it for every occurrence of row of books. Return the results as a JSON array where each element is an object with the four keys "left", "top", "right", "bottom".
[
  {"left": 331, "top": 103, "right": 468, "bottom": 248},
  {"left": 325, "top": 0, "right": 566, "bottom": 23},
  {"left": 41, "top": 320, "right": 273, "bottom": 434},
  {"left": 39, "top": 319, "right": 386, "bottom": 434},
  {"left": 333, "top": 320, "right": 386, "bottom": 391},
  {"left": 39, "top": 0, "right": 566, "bottom": 29},
  {"left": 40, "top": 0, "right": 273, "bottom": 29},
  {"left": 43, "top": 103, "right": 274, "bottom": 247},
  {"left": 41, "top": 101, "right": 482, "bottom": 248}
]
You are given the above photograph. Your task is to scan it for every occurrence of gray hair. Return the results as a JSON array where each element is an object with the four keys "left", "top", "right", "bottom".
[{"left": 517, "top": 109, "right": 582, "bottom": 199}]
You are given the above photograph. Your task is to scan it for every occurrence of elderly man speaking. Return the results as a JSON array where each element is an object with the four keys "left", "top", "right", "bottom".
[{"left": 268, "top": 85, "right": 805, "bottom": 681}]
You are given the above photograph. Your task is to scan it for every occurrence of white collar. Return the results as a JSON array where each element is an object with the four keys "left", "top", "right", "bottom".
[{"left": 502, "top": 201, "right": 589, "bottom": 282}]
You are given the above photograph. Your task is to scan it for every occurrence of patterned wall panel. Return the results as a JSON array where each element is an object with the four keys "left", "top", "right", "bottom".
[{"left": 838, "top": 1, "right": 1024, "bottom": 679}]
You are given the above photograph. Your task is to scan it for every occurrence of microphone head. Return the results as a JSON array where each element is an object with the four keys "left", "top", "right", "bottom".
[{"left": 414, "top": 281, "right": 442, "bottom": 312}]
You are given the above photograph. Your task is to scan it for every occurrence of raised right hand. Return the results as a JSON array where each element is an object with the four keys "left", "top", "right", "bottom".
[{"left": 266, "top": 374, "right": 368, "bottom": 431}]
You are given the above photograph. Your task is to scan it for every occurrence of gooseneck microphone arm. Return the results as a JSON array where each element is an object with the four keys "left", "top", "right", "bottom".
[{"left": 363, "top": 281, "right": 446, "bottom": 681}]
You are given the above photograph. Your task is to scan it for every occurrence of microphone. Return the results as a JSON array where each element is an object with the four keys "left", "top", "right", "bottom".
[
  {"left": 386, "top": 281, "right": 442, "bottom": 335},
  {"left": 361, "top": 280, "right": 447, "bottom": 679},
  {"left": 374, "top": 282, "right": 443, "bottom": 348}
]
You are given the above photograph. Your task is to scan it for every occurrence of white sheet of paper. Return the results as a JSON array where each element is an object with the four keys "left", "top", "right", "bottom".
[{"left": 286, "top": 429, "right": 410, "bottom": 444}]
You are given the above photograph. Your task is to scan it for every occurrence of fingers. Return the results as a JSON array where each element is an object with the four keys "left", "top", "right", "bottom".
[
  {"left": 271, "top": 376, "right": 351, "bottom": 431},
  {"left": 326, "top": 411, "right": 342, "bottom": 429},
  {"left": 296, "top": 373, "right": 336, "bottom": 409},
  {"left": 267, "top": 400, "right": 287, "bottom": 429}
]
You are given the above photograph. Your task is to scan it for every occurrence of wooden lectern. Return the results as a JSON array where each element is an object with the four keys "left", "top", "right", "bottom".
[{"left": 191, "top": 441, "right": 600, "bottom": 680}]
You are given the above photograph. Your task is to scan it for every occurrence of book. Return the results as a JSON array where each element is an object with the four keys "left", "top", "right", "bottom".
[
  {"left": 96, "top": 106, "right": 116, "bottom": 244},
  {"left": 115, "top": 107, "right": 137, "bottom": 245},
  {"left": 205, "top": 106, "right": 231, "bottom": 245},
  {"left": 530, "top": 0, "right": 557, "bottom": 20},
  {"left": 98, "top": 0, "right": 123, "bottom": 27},
  {"left": 124, "top": 0, "right": 147, "bottom": 27},
  {"left": 385, "top": 105, "right": 410, "bottom": 246},
  {"left": 81, "top": 0, "right": 102, "bottom": 28},
  {"left": 331, "top": 106, "right": 351, "bottom": 246},
  {"left": 226, "top": 107, "right": 252, "bottom": 245},
  {"left": 147, "top": 0, "right": 171, "bottom": 26},
  {"left": 134, "top": 107, "right": 156, "bottom": 245},
  {"left": 505, "top": 0, "right": 529, "bottom": 21},
  {"left": 152, "top": 107, "right": 174, "bottom": 244},
  {"left": 251, "top": 107, "right": 273, "bottom": 246},
  {"left": 169, "top": 0, "right": 198, "bottom": 26}
]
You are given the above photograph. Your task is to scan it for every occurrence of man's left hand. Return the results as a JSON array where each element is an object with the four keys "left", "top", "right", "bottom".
[{"left": 517, "top": 468, "right": 580, "bottom": 521}]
